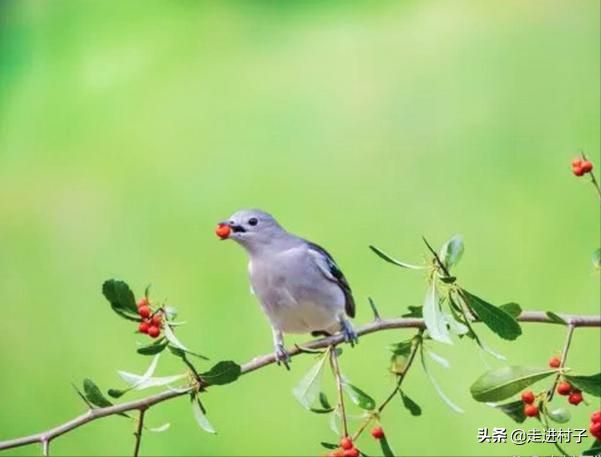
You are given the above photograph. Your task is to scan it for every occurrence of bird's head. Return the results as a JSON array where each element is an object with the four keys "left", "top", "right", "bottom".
[{"left": 216, "top": 209, "right": 287, "bottom": 251}]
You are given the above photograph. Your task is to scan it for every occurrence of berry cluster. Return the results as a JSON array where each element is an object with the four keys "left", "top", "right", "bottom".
[
  {"left": 520, "top": 390, "right": 539, "bottom": 417},
  {"left": 136, "top": 297, "right": 163, "bottom": 339},
  {"left": 556, "top": 381, "right": 583, "bottom": 405},
  {"left": 590, "top": 410, "right": 601, "bottom": 441},
  {"left": 572, "top": 157, "right": 593, "bottom": 177},
  {"left": 327, "top": 428, "right": 385, "bottom": 457}
]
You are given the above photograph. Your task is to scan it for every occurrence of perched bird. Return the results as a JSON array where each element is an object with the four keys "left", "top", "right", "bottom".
[{"left": 216, "top": 209, "right": 357, "bottom": 368}]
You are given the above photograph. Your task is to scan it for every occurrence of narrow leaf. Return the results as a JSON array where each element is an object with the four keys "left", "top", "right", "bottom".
[
  {"left": 108, "top": 388, "right": 129, "bottom": 399},
  {"left": 593, "top": 248, "right": 601, "bottom": 269},
  {"left": 399, "top": 390, "right": 422, "bottom": 416},
  {"left": 147, "top": 423, "right": 170, "bottom": 433},
  {"left": 439, "top": 235, "right": 464, "bottom": 270},
  {"left": 423, "top": 282, "right": 452, "bottom": 344},
  {"left": 584, "top": 440, "right": 601, "bottom": 456},
  {"left": 401, "top": 306, "right": 422, "bottom": 318},
  {"left": 378, "top": 434, "right": 396, "bottom": 457},
  {"left": 310, "top": 392, "right": 335, "bottom": 414},
  {"left": 545, "top": 311, "right": 568, "bottom": 326},
  {"left": 201, "top": 361, "right": 241, "bottom": 386},
  {"left": 420, "top": 349, "right": 463, "bottom": 413},
  {"left": 490, "top": 400, "right": 526, "bottom": 423},
  {"left": 163, "top": 324, "right": 189, "bottom": 352},
  {"left": 426, "top": 349, "right": 450, "bottom": 369},
  {"left": 342, "top": 382, "right": 376, "bottom": 411},
  {"left": 137, "top": 340, "right": 169, "bottom": 356},
  {"left": 564, "top": 373, "right": 601, "bottom": 397},
  {"left": 191, "top": 396, "right": 216, "bottom": 434},
  {"left": 369, "top": 245, "right": 425, "bottom": 269},
  {"left": 320, "top": 442, "right": 339, "bottom": 450},
  {"left": 292, "top": 352, "right": 328, "bottom": 409},
  {"left": 461, "top": 290, "right": 522, "bottom": 341},
  {"left": 83, "top": 378, "right": 113, "bottom": 408},
  {"left": 470, "top": 366, "right": 557, "bottom": 402},
  {"left": 499, "top": 302, "right": 522, "bottom": 319}
]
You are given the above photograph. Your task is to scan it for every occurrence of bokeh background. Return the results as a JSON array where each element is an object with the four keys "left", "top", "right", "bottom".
[{"left": 1, "top": 1, "right": 599, "bottom": 456}]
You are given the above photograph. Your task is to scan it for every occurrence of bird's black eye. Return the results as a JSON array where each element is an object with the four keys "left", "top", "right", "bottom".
[{"left": 248, "top": 217, "right": 258, "bottom": 226}]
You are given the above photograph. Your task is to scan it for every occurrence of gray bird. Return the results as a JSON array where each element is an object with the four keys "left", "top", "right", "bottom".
[{"left": 218, "top": 209, "right": 357, "bottom": 368}]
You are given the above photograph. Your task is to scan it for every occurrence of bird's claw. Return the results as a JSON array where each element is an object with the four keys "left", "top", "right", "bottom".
[
  {"left": 275, "top": 344, "right": 291, "bottom": 370},
  {"left": 340, "top": 319, "right": 359, "bottom": 347}
]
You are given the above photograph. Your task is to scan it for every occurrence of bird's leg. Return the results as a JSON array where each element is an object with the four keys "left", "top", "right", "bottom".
[
  {"left": 338, "top": 315, "right": 358, "bottom": 347},
  {"left": 272, "top": 327, "right": 291, "bottom": 370}
]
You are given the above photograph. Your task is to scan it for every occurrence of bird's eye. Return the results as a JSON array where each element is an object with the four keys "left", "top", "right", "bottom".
[{"left": 248, "top": 217, "right": 258, "bottom": 226}]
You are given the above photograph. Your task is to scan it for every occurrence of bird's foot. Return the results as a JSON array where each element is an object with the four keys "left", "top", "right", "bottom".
[
  {"left": 274, "top": 344, "right": 291, "bottom": 370},
  {"left": 339, "top": 318, "right": 358, "bottom": 347}
]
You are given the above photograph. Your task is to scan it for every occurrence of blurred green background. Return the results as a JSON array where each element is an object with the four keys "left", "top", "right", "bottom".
[{"left": 0, "top": 1, "right": 599, "bottom": 456}]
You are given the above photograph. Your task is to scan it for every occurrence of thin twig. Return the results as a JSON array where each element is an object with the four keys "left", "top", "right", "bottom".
[
  {"left": 329, "top": 347, "right": 349, "bottom": 439},
  {"left": 0, "top": 311, "right": 599, "bottom": 453},
  {"left": 548, "top": 324, "right": 575, "bottom": 401},
  {"left": 41, "top": 439, "right": 49, "bottom": 456},
  {"left": 133, "top": 409, "right": 146, "bottom": 457},
  {"left": 351, "top": 330, "right": 423, "bottom": 441}
]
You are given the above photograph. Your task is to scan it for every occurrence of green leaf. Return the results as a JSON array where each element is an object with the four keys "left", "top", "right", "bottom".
[
  {"left": 439, "top": 235, "right": 464, "bottom": 270},
  {"left": 71, "top": 383, "right": 93, "bottom": 408},
  {"left": 378, "top": 434, "right": 396, "bottom": 457},
  {"left": 461, "top": 290, "right": 522, "bottom": 341},
  {"left": 342, "top": 382, "right": 376, "bottom": 411},
  {"left": 107, "top": 388, "right": 129, "bottom": 399},
  {"left": 137, "top": 340, "right": 169, "bottom": 356},
  {"left": 593, "top": 248, "right": 601, "bottom": 269},
  {"left": 545, "top": 311, "right": 568, "bottom": 325},
  {"left": 491, "top": 400, "right": 526, "bottom": 423},
  {"left": 439, "top": 275, "right": 456, "bottom": 284},
  {"left": 83, "top": 378, "right": 113, "bottom": 408},
  {"left": 389, "top": 339, "right": 414, "bottom": 356},
  {"left": 584, "top": 439, "right": 601, "bottom": 456},
  {"left": 499, "top": 302, "right": 522, "bottom": 319},
  {"left": 419, "top": 347, "right": 463, "bottom": 413},
  {"left": 401, "top": 306, "right": 422, "bottom": 318},
  {"left": 147, "top": 423, "right": 170, "bottom": 433},
  {"left": 320, "top": 442, "right": 339, "bottom": 450},
  {"left": 470, "top": 366, "right": 557, "bottom": 402},
  {"left": 399, "top": 390, "right": 422, "bottom": 416},
  {"left": 201, "top": 361, "right": 241, "bottom": 386},
  {"left": 191, "top": 396, "right": 216, "bottom": 434},
  {"left": 564, "top": 373, "right": 601, "bottom": 397},
  {"left": 423, "top": 282, "right": 452, "bottom": 344},
  {"left": 163, "top": 323, "right": 189, "bottom": 352},
  {"left": 546, "top": 406, "right": 571, "bottom": 423},
  {"left": 102, "top": 279, "right": 138, "bottom": 315},
  {"left": 292, "top": 352, "right": 328, "bottom": 409},
  {"left": 369, "top": 245, "right": 425, "bottom": 269},
  {"left": 168, "top": 345, "right": 209, "bottom": 361},
  {"left": 310, "top": 392, "right": 335, "bottom": 414}
]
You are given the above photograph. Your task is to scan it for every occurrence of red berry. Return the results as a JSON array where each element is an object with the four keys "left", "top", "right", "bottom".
[
  {"left": 151, "top": 313, "right": 163, "bottom": 326},
  {"left": 572, "top": 158, "right": 583, "bottom": 167},
  {"left": 138, "top": 305, "right": 151, "bottom": 319},
  {"left": 215, "top": 224, "right": 231, "bottom": 240},
  {"left": 590, "top": 421, "right": 601, "bottom": 439},
  {"left": 340, "top": 437, "right": 353, "bottom": 450},
  {"left": 343, "top": 448, "right": 359, "bottom": 457},
  {"left": 329, "top": 451, "right": 344, "bottom": 457},
  {"left": 581, "top": 161, "right": 593, "bottom": 173},
  {"left": 549, "top": 357, "right": 561, "bottom": 368},
  {"left": 568, "top": 390, "right": 583, "bottom": 405},
  {"left": 524, "top": 404, "right": 539, "bottom": 417},
  {"left": 591, "top": 411, "right": 601, "bottom": 423},
  {"left": 521, "top": 390, "right": 535, "bottom": 404},
  {"left": 147, "top": 326, "right": 161, "bottom": 338},
  {"left": 557, "top": 382, "right": 572, "bottom": 396},
  {"left": 138, "top": 321, "right": 150, "bottom": 334},
  {"left": 371, "top": 426, "right": 385, "bottom": 439},
  {"left": 137, "top": 297, "right": 149, "bottom": 308},
  {"left": 573, "top": 166, "right": 585, "bottom": 176}
]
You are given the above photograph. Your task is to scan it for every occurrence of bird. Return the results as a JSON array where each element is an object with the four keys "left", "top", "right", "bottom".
[{"left": 216, "top": 208, "right": 357, "bottom": 368}]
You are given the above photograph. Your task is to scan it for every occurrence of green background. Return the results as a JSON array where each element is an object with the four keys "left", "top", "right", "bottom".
[{"left": 0, "top": 1, "right": 599, "bottom": 456}]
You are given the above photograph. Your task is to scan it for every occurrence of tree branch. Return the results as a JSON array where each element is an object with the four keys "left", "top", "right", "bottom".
[{"left": 0, "top": 310, "right": 599, "bottom": 453}]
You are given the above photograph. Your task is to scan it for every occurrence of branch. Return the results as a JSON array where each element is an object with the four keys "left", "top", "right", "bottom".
[{"left": 0, "top": 310, "right": 599, "bottom": 453}]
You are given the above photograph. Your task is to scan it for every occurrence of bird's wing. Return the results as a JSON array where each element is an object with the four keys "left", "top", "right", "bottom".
[{"left": 306, "top": 241, "right": 355, "bottom": 318}]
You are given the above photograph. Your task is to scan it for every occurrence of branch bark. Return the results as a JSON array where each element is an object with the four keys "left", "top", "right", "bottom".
[{"left": 0, "top": 310, "right": 599, "bottom": 453}]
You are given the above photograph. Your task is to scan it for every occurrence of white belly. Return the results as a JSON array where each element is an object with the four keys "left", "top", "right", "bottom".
[{"left": 262, "top": 298, "right": 340, "bottom": 334}]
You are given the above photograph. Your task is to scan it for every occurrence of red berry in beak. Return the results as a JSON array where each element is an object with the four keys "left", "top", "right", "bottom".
[{"left": 215, "top": 224, "right": 231, "bottom": 240}]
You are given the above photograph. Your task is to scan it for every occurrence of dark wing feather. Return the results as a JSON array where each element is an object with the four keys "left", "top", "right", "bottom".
[{"left": 306, "top": 241, "right": 355, "bottom": 318}]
